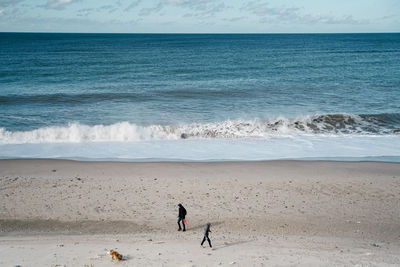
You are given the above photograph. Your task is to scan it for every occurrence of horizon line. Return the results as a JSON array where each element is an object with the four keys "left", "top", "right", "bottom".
[{"left": 1, "top": 31, "right": 399, "bottom": 35}]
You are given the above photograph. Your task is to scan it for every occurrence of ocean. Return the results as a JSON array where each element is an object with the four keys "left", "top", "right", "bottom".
[{"left": 1, "top": 33, "right": 400, "bottom": 161}]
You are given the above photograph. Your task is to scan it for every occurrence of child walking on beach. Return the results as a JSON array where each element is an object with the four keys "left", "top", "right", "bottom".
[{"left": 201, "top": 222, "right": 212, "bottom": 248}]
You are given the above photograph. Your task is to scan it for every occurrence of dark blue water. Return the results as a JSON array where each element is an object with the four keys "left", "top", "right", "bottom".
[
  {"left": 1, "top": 33, "right": 400, "bottom": 130},
  {"left": 0, "top": 33, "right": 400, "bottom": 161}
]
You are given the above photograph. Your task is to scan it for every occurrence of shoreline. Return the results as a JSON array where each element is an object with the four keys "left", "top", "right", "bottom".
[{"left": 1, "top": 159, "right": 399, "bottom": 266}]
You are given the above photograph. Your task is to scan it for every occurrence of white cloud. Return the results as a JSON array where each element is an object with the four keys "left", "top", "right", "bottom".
[
  {"left": 223, "top": 16, "right": 246, "bottom": 22},
  {"left": 139, "top": 2, "right": 163, "bottom": 16},
  {"left": 243, "top": 1, "right": 365, "bottom": 25},
  {"left": 0, "top": 0, "right": 25, "bottom": 8},
  {"left": 44, "top": 0, "right": 78, "bottom": 10},
  {"left": 138, "top": 0, "right": 227, "bottom": 17},
  {"left": 78, "top": 4, "right": 117, "bottom": 16},
  {"left": 0, "top": 0, "right": 24, "bottom": 18},
  {"left": 124, "top": 0, "right": 142, "bottom": 12}
]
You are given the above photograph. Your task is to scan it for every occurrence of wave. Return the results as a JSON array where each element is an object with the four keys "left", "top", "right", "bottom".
[
  {"left": 0, "top": 113, "right": 399, "bottom": 144},
  {"left": 0, "top": 90, "right": 237, "bottom": 105},
  {"left": 0, "top": 93, "right": 150, "bottom": 105}
]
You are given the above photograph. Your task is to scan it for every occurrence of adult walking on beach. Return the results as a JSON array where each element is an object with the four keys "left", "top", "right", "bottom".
[
  {"left": 177, "top": 203, "right": 186, "bottom": 231},
  {"left": 201, "top": 222, "right": 212, "bottom": 248}
]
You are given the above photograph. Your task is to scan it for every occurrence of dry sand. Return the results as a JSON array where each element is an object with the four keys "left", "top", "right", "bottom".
[{"left": 0, "top": 159, "right": 399, "bottom": 266}]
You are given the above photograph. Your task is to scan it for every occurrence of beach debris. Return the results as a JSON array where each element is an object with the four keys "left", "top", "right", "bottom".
[
  {"left": 147, "top": 238, "right": 153, "bottom": 241},
  {"left": 109, "top": 249, "right": 123, "bottom": 261},
  {"left": 371, "top": 243, "right": 381, "bottom": 248}
]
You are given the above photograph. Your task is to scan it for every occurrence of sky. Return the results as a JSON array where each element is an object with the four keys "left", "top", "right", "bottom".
[{"left": 0, "top": 0, "right": 399, "bottom": 33}]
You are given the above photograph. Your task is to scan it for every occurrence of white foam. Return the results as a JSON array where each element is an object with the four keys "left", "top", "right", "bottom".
[
  {"left": 0, "top": 122, "right": 178, "bottom": 144},
  {"left": 0, "top": 114, "right": 396, "bottom": 144}
]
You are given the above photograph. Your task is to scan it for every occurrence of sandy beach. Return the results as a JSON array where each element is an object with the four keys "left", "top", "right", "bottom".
[{"left": 0, "top": 159, "right": 399, "bottom": 266}]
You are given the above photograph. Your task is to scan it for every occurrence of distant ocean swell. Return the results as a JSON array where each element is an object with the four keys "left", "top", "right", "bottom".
[
  {"left": 0, "top": 91, "right": 239, "bottom": 105},
  {"left": 1, "top": 113, "right": 399, "bottom": 144}
]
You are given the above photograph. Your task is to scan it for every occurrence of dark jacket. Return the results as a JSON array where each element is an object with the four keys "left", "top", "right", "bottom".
[
  {"left": 178, "top": 206, "right": 186, "bottom": 219},
  {"left": 204, "top": 223, "right": 211, "bottom": 236}
]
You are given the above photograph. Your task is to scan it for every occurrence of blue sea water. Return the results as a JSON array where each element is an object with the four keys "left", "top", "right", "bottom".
[{"left": 1, "top": 33, "right": 400, "bottom": 161}]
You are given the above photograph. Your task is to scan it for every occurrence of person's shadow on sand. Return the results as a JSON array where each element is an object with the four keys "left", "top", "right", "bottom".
[
  {"left": 188, "top": 221, "right": 224, "bottom": 231},
  {"left": 211, "top": 240, "right": 254, "bottom": 250}
]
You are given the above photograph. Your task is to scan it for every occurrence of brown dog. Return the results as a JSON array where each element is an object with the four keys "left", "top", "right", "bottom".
[{"left": 110, "top": 250, "right": 123, "bottom": 261}]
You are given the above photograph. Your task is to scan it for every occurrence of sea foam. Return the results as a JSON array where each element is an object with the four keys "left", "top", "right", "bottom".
[{"left": 0, "top": 114, "right": 398, "bottom": 144}]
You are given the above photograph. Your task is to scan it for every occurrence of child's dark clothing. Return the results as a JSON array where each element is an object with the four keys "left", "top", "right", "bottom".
[{"left": 201, "top": 223, "right": 212, "bottom": 247}]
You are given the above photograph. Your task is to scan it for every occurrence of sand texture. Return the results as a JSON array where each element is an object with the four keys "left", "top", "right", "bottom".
[{"left": 0, "top": 159, "right": 399, "bottom": 266}]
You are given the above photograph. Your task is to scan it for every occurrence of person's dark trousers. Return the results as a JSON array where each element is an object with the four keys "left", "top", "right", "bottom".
[
  {"left": 201, "top": 235, "right": 212, "bottom": 247},
  {"left": 177, "top": 217, "right": 186, "bottom": 231}
]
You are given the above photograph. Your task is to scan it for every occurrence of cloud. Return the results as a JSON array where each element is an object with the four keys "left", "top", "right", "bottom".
[
  {"left": 243, "top": 1, "right": 364, "bottom": 25},
  {"left": 0, "top": 0, "right": 24, "bottom": 16},
  {"left": 1, "top": 15, "right": 142, "bottom": 32},
  {"left": 223, "top": 16, "right": 246, "bottom": 22},
  {"left": 202, "top": 2, "right": 226, "bottom": 17},
  {"left": 44, "top": 0, "right": 79, "bottom": 10},
  {"left": 302, "top": 14, "right": 364, "bottom": 25},
  {"left": 182, "top": 3, "right": 226, "bottom": 18},
  {"left": 138, "top": 0, "right": 227, "bottom": 17},
  {"left": 77, "top": 5, "right": 118, "bottom": 16},
  {"left": 243, "top": 1, "right": 299, "bottom": 21},
  {"left": 139, "top": 1, "right": 163, "bottom": 16},
  {"left": 0, "top": 0, "right": 25, "bottom": 18},
  {"left": 167, "top": 0, "right": 225, "bottom": 12},
  {"left": 77, "top": 7, "right": 92, "bottom": 16},
  {"left": 124, "top": 0, "right": 142, "bottom": 12},
  {"left": 379, "top": 14, "right": 398, "bottom": 21},
  {"left": 0, "top": 0, "right": 25, "bottom": 8}
]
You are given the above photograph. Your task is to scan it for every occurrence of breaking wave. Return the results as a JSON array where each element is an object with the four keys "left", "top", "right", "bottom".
[{"left": 0, "top": 113, "right": 399, "bottom": 144}]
